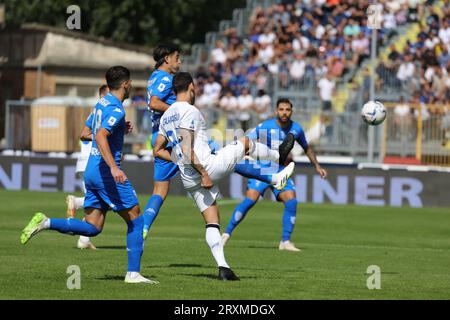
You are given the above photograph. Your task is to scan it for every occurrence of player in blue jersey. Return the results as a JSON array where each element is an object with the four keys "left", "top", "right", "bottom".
[
  {"left": 222, "top": 98, "right": 328, "bottom": 252},
  {"left": 20, "top": 66, "right": 157, "bottom": 284},
  {"left": 142, "top": 44, "right": 182, "bottom": 239}
]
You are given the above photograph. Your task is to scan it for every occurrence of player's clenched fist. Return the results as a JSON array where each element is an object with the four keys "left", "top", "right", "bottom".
[{"left": 316, "top": 166, "right": 327, "bottom": 179}]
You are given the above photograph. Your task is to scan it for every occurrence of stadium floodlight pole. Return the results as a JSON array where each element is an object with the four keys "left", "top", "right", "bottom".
[{"left": 367, "top": 1, "right": 379, "bottom": 163}]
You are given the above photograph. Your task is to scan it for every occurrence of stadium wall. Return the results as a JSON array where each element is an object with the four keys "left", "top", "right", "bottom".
[{"left": 1, "top": 156, "right": 449, "bottom": 208}]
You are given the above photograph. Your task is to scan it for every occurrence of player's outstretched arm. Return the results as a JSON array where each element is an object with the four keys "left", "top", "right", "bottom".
[
  {"left": 153, "top": 134, "right": 172, "bottom": 162},
  {"left": 179, "top": 128, "right": 213, "bottom": 189},
  {"left": 95, "top": 128, "right": 127, "bottom": 184},
  {"left": 305, "top": 146, "right": 327, "bottom": 179}
]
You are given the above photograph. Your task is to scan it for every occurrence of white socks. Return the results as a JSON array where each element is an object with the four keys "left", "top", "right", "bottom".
[
  {"left": 43, "top": 218, "right": 51, "bottom": 229},
  {"left": 248, "top": 141, "right": 279, "bottom": 162},
  {"left": 79, "top": 236, "right": 91, "bottom": 243},
  {"left": 206, "top": 225, "right": 229, "bottom": 268},
  {"left": 75, "top": 197, "right": 85, "bottom": 210}
]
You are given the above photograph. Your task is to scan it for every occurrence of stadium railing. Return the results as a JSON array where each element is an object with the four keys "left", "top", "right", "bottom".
[
  {"left": 4, "top": 99, "right": 449, "bottom": 167},
  {"left": 382, "top": 102, "right": 450, "bottom": 167}
]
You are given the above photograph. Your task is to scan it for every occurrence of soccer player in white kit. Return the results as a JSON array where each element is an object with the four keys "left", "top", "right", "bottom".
[
  {"left": 66, "top": 85, "right": 109, "bottom": 249},
  {"left": 153, "top": 72, "right": 295, "bottom": 280}
]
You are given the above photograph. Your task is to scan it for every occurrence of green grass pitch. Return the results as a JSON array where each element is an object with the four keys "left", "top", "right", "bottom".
[{"left": 0, "top": 190, "right": 449, "bottom": 299}]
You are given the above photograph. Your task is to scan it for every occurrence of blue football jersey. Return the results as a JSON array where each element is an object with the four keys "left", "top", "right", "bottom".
[
  {"left": 247, "top": 117, "right": 309, "bottom": 151},
  {"left": 85, "top": 93, "right": 126, "bottom": 189},
  {"left": 147, "top": 69, "right": 176, "bottom": 135}
]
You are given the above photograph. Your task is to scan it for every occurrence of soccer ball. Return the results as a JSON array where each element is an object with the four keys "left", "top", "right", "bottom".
[{"left": 361, "top": 100, "right": 386, "bottom": 125}]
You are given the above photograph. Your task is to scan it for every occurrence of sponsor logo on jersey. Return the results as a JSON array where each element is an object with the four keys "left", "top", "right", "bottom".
[
  {"left": 113, "top": 107, "right": 123, "bottom": 113},
  {"left": 162, "top": 76, "right": 170, "bottom": 82}
]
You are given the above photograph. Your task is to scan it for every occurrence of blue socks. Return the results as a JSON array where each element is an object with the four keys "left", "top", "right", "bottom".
[
  {"left": 234, "top": 162, "right": 273, "bottom": 184},
  {"left": 225, "top": 198, "right": 256, "bottom": 235},
  {"left": 49, "top": 218, "right": 101, "bottom": 236},
  {"left": 282, "top": 199, "right": 297, "bottom": 241},
  {"left": 143, "top": 195, "right": 164, "bottom": 232},
  {"left": 126, "top": 215, "right": 144, "bottom": 272}
]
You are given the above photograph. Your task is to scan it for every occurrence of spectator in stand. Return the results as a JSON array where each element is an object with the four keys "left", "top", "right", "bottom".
[
  {"left": 259, "top": 26, "right": 277, "bottom": 46},
  {"left": 258, "top": 42, "right": 275, "bottom": 65},
  {"left": 211, "top": 40, "right": 227, "bottom": 66},
  {"left": 394, "top": 96, "right": 413, "bottom": 140},
  {"left": 253, "top": 89, "right": 272, "bottom": 121},
  {"left": 228, "top": 67, "right": 248, "bottom": 96},
  {"left": 438, "top": 46, "right": 450, "bottom": 68},
  {"left": 344, "top": 19, "right": 361, "bottom": 37},
  {"left": 203, "top": 75, "right": 222, "bottom": 105},
  {"left": 351, "top": 32, "right": 370, "bottom": 66},
  {"left": 439, "top": 18, "right": 450, "bottom": 45},
  {"left": 289, "top": 52, "right": 306, "bottom": 81},
  {"left": 317, "top": 72, "right": 335, "bottom": 112},
  {"left": 219, "top": 89, "right": 238, "bottom": 128},
  {"left": 236, "top": 87, "right": 254, "bottom": 132}
]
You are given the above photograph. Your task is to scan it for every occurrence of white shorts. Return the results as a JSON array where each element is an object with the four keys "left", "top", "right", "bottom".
[
  {"left": 205, "top": 140, "right": 245, "bottom": 183},
  {"left": 184, "top": 140, "right": 245, "bottom": 212},
  {"left": 188, "top": 185, "right": 220, "bottom": 213}
]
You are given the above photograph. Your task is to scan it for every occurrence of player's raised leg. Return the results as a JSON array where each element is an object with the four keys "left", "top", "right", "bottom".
[
  {"left": 20, "top": 208, "right": 104, "bottom": 245},
  {"left": 234, "top": 136, "right": 296, "bottom": 190}
]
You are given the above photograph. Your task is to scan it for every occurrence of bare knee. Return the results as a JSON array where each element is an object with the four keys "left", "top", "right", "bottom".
[
  {"left": 246, "top": 189, "right": 261, "bottom": 202},
  {"left": 152, "top": 181, "right": 170, "bottom": 200},
  {"left": 240, "top": 137, "right": 250, "bottom": 154},
  {"left": 202, "top": 203, "right": 220, "bottom": 225}
]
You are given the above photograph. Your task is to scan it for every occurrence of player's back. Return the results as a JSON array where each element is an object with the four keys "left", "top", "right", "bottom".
[
  {"left": 159, "top": 101, "right": 211, "bottom": 189},
  {"left": 147, "top": 69, "right": 176, "bottom": 140},
  {"left": 85, "top": 93, "right": 126, "bottom": 189}
]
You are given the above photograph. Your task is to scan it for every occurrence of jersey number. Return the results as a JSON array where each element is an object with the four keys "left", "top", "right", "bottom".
[
  {"left": 166, "top": 130, "right": 183, "bottom": 159},
  {"left": 93, "top": 109, "right": 102, "bottom": 135}
]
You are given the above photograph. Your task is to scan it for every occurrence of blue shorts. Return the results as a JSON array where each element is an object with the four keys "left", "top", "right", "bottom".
[
  {"left": 153, "top": 156, "right": 179, "bottom": 181},
  {"left": 152, "top": 132, "right": 179, "bottom": 182},
  {"left": 247, "top": 178, "right": 295, "bottom": 200},
  {"left": 84, "top": 180, "right": 139, "bottom": 212}
]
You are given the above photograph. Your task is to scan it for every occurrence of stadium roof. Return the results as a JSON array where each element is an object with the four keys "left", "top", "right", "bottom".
[{"left": 0, "top": 23, "right": 155, "bottom": 70}]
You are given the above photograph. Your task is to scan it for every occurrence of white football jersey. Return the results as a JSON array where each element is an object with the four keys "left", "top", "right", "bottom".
[{"left": 158, "top": 101, "right": 212, "bottom": 189}]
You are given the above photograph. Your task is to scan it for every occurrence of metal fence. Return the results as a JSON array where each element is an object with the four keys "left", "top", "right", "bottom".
[
  {"left": 382, "top": 103, "right": 450, "bottom": 166},
  {"left": 4, "top": 99, "right": 450, "bottom": 166}
]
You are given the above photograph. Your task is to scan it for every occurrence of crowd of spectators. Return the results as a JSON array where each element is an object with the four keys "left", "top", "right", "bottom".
[
  {"left": 193, "top": 0, "right": 416, "bottom": 127},
  {"left": 378, "top": 1, "right": 450, "bottom": 106}
]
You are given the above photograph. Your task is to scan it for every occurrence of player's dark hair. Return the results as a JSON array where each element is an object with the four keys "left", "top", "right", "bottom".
[
  {"left": 153, "top": 43, "right": 181, "bottom": 69},
  {"left": 276, "top": 98, "right": 293, "bottom": 109},
  {"left": 173, "top": 72, "right": 193, "bottom": 94},
  {"left": 105, "top": 66, "right": 130, "bottom": 90},
  {"left": 98, "top": 84, "right": 108, "bottom": 96}
]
